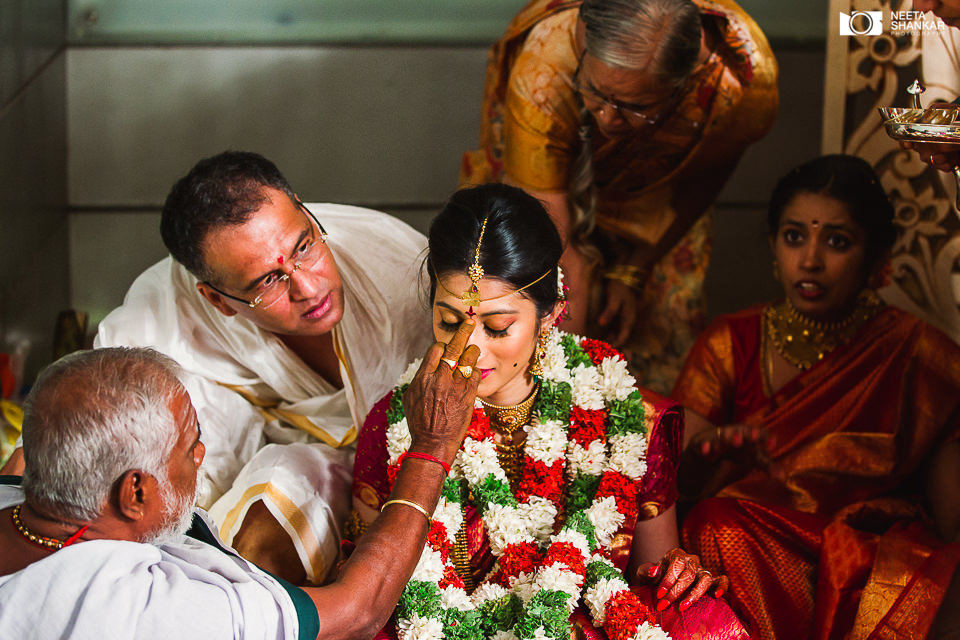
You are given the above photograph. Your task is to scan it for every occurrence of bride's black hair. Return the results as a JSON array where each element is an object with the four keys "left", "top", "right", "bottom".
[{"left": 427, "top": 184, "right": 563, "bottom": 319}]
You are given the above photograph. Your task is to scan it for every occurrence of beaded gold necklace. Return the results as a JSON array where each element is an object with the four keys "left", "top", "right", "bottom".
[
  {"left": 11, "top": 504, "right": 89, "bottom": 551},
  {"left": 480, "top": 385, "right": 540, "bottom": 487},
  {"left": 765, "top": 290, "right": 883, "bottom": 370}
]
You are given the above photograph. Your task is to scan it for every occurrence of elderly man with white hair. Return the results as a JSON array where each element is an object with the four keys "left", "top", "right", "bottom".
[{"left": 0, "top": 321, "right": 479, "bottom": 639}]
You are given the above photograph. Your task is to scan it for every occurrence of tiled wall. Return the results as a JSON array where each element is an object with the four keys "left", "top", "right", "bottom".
[
  {"left": 68, "top": 44, "right": 825, "bottom": 332},
  {"left": 0, "top": 0, "right": 69, "bottom": 383}
]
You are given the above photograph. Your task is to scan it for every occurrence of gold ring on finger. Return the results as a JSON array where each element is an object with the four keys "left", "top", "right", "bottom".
[
  {"left": 457, "top": 365, "right": 474, "bottom": 378},
  {"left": 440, "top": 358, "right": 458, "bottom": 370},
  {"left": 697, "top": 569, "right": 712, "bottom": 578}
]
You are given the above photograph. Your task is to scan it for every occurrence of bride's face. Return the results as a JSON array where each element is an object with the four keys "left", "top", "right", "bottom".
[{"left": 432, "top": 273, "right": 545, "bottom": 404}]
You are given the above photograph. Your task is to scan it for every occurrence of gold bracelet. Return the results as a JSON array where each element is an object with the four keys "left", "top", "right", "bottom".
[
  {"left": 381, "top": 498, "right": 432, "bottom": 526},
  {"left": 604, "top": 264, "right": 649, "bottom": 291}
]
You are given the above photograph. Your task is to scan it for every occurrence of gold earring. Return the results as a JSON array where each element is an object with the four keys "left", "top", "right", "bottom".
[
  {"left": 772, "top": 259, "right": 780, "bottom": 281},
  {"left": 529, "top": 331, "right": 548, "bottom": 378}
]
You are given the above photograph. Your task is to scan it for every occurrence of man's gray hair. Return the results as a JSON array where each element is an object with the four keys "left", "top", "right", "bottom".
[
  {"left": 21, "top": 347, "right": 185, "bottom": 521},
  {"left": 580, "top": 0, "right": 702, "bottom": 87}
]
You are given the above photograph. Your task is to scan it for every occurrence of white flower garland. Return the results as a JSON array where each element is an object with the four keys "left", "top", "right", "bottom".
[{"left": 385, "top": 328, "right": 670, "bottom": 640}]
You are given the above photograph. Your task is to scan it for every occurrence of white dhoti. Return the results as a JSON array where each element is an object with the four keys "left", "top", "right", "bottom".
[{"left": 95, "top": 203, "right": 434, "bottom": 583}]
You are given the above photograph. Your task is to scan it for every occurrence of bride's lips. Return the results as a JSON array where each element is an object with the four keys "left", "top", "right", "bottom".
[
  {"left": 302, "top": 294, "right": 332, "bottom": 320},
  {"left": 480, "top": 368, "right": 493, "bottom": 380}
]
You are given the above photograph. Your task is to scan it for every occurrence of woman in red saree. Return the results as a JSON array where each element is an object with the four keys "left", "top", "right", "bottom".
[
  {"left": 349, "top": 184, "right": 747, "bottom": 639},
  {"left": 673, "top": 155, "right": 960, "bottom": 640}
]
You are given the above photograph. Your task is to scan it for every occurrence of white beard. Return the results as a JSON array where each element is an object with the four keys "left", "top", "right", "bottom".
[{"left": 143, "top": 481, "right": 198, "bottom": 545}]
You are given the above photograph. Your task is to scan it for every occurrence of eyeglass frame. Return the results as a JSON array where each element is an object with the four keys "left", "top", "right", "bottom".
[
  {"left": 571, "top": 52, "right": 685, "bottom": 127},
  {"left": 202, "top": 199, "right": 328, "bottom": 309}
]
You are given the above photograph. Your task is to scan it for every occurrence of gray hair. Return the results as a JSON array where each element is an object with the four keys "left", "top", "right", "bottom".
[
  {"left": 580, "top": 0, "right": 702, "bottom": 88},
  {"left": 21, "top": 347, "right": 185, "bottom": 522}
]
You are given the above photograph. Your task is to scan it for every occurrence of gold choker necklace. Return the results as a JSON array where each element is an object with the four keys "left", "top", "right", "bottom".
[
  {"left": 11, "top": 504, "right": 89, "bottom": 551},
  {"left": 765, "top": 290, "right": 883, "bottom": 370},
  {"left": 480, "top": 384, "right": 540, "bottom": 435}
]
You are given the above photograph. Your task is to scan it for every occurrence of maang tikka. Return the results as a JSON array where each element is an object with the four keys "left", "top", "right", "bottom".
[
  {"left": 433, "top": 214, "right": 554, "bottom": 315},
  {"left": 462, "top": 216, "right": 489, "bottom": 318}
]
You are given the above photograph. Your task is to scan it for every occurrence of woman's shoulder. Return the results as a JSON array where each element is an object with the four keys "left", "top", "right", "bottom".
[{"left": 698, "top": 303, "right": 765, "bottom": 345}]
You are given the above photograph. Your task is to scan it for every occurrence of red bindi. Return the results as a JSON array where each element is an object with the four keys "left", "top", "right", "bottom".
[{"left": 277, "top": 256, "right": 284, "bottom": 264}]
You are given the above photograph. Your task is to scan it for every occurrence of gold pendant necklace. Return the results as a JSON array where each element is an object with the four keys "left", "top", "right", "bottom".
[
  {"left": 480, "top": 385, "right": 540, "bottom": 435},
  {"left": 765, "top": 290, "right": 883, "bottom": 370},
  {"left": 481, "top": 384, "right": 540, "bottom": 489}
]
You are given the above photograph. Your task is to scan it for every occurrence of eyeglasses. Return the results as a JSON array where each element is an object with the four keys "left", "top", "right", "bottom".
[
  {"left": 572, "top": 55, "right": 682, "bottom": 127},
  {"left": 204, "top": 201, "right": 328, "bottom": 310}
]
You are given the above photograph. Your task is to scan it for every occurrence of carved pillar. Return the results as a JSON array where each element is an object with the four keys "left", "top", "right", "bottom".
[{"left": 824, "top": 0, "right": 960, "bottom": 341}]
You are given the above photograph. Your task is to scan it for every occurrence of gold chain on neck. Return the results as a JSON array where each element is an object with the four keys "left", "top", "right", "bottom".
[
  {"left": 481, "top": 384, "right": 540, "bottom": 490},
  {"left": 765, "top": 290, "right": 883, "bottom": 370},
  {"left": 11, "top": 505, "right": 67, "bottom": 550}
]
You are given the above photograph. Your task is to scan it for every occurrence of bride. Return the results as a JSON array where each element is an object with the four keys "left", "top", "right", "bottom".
[{"left": 348, "top": 183, "right": 745, "bottom": 639}]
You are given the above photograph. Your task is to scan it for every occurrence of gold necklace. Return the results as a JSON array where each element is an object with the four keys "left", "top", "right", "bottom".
[
  {"left": 481, "top": 384, "right": 540, "bottom": 488},
  {"left": 765, "top": 290, "right": 883, "bottom": 370},
  {"left": 480, "top": 385, "right": 539, "bottom": 435},
  {"left": 11, "top": 504, "right": 88, "bottom": 551}
]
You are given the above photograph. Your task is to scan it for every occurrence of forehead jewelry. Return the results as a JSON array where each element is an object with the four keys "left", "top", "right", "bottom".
[
  {"left": 463, "top": 216, "right": 490, "bottom": 318},
  {"left": 433, "top": 215, "right": 555, "bottom": 316}
]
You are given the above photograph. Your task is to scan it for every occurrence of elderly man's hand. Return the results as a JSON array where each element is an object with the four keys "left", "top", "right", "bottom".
[{"left": 402, "top": 319, "right": 481, "bottom": 465}]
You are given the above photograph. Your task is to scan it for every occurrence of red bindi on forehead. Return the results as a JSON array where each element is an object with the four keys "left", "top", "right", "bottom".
[{"left": 277, "top": 256, "right": 284, "bottom": 264}]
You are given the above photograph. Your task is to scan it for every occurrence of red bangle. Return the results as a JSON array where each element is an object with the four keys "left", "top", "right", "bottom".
[{"left": 398, "top": 451, "right": 451, "bottom": 475}]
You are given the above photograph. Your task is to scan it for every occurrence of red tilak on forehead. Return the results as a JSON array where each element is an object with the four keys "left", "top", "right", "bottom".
[{"left": 277, "top": 256, "right": 284, "bottom": 264}]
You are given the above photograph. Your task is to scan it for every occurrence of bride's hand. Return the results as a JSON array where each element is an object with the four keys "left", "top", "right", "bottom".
[{"left": 635, "top": 548, "right": 729, "bottom": 612}]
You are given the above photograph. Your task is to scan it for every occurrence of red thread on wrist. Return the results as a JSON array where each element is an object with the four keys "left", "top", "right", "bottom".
[{"left": 399, "top": 451, "right": 451, "bottom": 475}]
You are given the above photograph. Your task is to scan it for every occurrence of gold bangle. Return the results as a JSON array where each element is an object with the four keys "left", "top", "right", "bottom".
[
  {"left": 381, "top": 498, "right": 432, "bottom": 526},
  {"left": 603, "top": 264, "right": 649, "bottom": 291}
]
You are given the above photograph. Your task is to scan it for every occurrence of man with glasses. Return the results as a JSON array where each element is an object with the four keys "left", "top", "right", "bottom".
[
  {"left": 90, "top": 151, "right": 434, "bottom": 585},
  {"left": 461, "top": 0, "right": 778, "bottom": 395}
]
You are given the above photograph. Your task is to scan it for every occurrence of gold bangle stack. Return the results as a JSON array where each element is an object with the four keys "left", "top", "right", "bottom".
[
  {"left": 381, "top": 498, "right": 432, "bottom": 526},
  {"left": 604, "top": 264, "right": 649, "bottom": 291}
]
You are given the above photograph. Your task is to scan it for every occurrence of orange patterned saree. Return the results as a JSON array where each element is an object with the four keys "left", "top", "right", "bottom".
[
  {"left": 459, "top": 0, "right": 779, "bottom": 394},
  {"left": 673, "top": 304, "right": 960, "bottom": 640}
]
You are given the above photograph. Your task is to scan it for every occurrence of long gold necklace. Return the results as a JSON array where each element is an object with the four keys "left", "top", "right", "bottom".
[
  {"left": 765, "top": 290, "right": 883, "bottom": 370},
  {"left": 480, "top": 384, "right": 540, "bottom": 488}
]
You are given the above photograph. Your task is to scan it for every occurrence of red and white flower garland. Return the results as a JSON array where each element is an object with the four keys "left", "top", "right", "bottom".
[{"left": 384, "top": 328, "right": 670, "bottom": 640}]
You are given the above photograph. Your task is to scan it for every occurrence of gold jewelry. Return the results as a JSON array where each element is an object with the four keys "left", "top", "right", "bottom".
[
  {"left": 765, "top": 290, "right": 883, "bottom": 370},
  {"left": 11, "top": 504, "right": 88, "bottom": 551},
  {"left": 480, "top": 384, "right": 540, "bottom": 436},
  {"left": 434, "top": 265, "right": 553, "bottom": 318},
  {"left": 434, "top": 213, "right": 557, "bottom": 318},
  {"left": 529, "top": 331, "right": 548, "bottom": 378},
  {"left": 603, "top": 264, "right": 648, "bottom": 291},
  {"left": 697, "top": 569, "right": 713, "bottom": 579},
  {"left": 772, "top": 259, "right": 780, "bottom": 281},
  {"left": 496, "top": 439, "right": 526, "bottom": 489},
  {"left": 452, "top": 504, "right": 476, "bottom": 593},
  {"left": 381, "top": 498, "right": 432, "bottom": 526},
  {"left": 440, "top": 358, "right": 458, "bottom": 370},
  {"left": 457, "top": 365, "right": 474, "bottom": 378}
]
